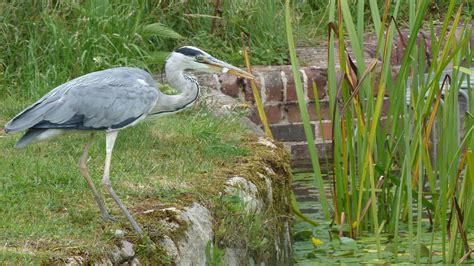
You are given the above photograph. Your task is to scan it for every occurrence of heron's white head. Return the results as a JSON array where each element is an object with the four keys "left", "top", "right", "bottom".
[{"left": 166, "top": 46, "right": 254, "bottom": 79}]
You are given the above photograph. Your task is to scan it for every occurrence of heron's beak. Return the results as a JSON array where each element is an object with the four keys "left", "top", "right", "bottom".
[{"left": 203, "top": 57, "right": 254, "bottom": 80}]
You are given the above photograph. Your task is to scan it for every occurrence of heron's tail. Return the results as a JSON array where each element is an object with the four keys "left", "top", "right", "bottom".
[
  {"left": 15, "top": 129, "right": 48, "bottom": 148},
  {"left": 15, "top": 128, "right": 66, "bottom": 148}
]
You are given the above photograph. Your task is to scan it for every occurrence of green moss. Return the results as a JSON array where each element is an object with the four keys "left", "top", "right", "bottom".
[{"left": 210, "top": 137, "right": 293, "bottom": 263}]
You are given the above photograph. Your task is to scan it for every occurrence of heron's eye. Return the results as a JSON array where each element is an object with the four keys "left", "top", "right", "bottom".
[{"left": 195, "top": 55, "right": 205, "bottom": 62}]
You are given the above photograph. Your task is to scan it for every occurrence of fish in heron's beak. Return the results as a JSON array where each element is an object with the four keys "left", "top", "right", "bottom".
[{"left": 203, "top": 57, "right": 255, "bottom": 80}]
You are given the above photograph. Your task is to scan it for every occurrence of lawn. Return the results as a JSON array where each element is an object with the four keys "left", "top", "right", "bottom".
[{"left": 0, "top": 97, "right": 250, "bottom": 263}]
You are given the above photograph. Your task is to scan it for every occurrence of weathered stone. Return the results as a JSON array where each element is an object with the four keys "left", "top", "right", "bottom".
[
  {"left": 225, "top": 176, "right": 263, "bottom": 213},
  {"left": 114, "top": 229, "right": 125, "bottom": 238},
  {"left": 225, "top": 248, "right": 256, "bottom": 266},
  {"left": 159, "top": 235, "right": 179, "bottom": 262},
  {"left": 257, "top": 136, "right": 277, "bottom": 149},
  {"left": 174, "top": 203, "right": 213, "bottom": 266},
  {"left": 110, "top": 240, "right": 135, "bottom": 265},
  {"left": 64, "top": 256, "right": 85, "bottom": 265},
  {"left": 129, "top": 258, "right": 140, "bottom": 266}
]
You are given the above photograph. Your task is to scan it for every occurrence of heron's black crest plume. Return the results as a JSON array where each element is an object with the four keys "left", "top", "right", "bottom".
[{"left": 175, "top": 47, "right": 204, "bottom": 57}]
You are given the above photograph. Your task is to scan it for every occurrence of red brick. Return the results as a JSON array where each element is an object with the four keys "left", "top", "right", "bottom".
[
  {"left": 306, "top": 68, "right": 327, "bottom": 100},
  {"left": 382, "top": 98, "right": 390, "bottom": 116},
  {"left": 390, "top": 30, "right": 431, "bottom": 65},
  {"left": 264, "top": 72, "right": 283, "bottom": 102},
  {"left": 360, "top": 97, "right": 390, "bottom": 115},
  {"left": 244, "top": 79, "right": 262, "bottom": 102},
  {"left": 270, "top": 123, "right": 314, "bottom": 142},
  {"left": 286, "top": 103, "right": 301, "bottom": 123},
  {"left": 285, "top": 102, "right": 331, "bottom": 123},
  {"left": 265, "top": 105, "right": 283, "bottom": 124},
  {"left": 285, "top": 71, "right": 305, "bottom": 102},
  {"left": 248, "top": 110, "right": 261, "bottom": 125},
  {"left": 315, "top": 121, "right": 333, "bottom": 140},
  {"left": 249, "top": 104, "right": 283, "bottom": 125},
  {"left": 221, "top": 75, "right": 244, "bottom": 98},
  {"left": 309, "top": 102, "right": 331, "bottom": 120},
  {"left": 290, "top": 142, "right": 333, "bottom": 170}
]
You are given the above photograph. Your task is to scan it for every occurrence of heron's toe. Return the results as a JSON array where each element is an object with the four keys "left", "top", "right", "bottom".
[{"left": 102, "top": 213, "right": 118, "bottom": 222}]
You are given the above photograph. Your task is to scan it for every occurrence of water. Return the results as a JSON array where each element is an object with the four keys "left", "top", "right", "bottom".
[{"left": 290, "top": 172, "right": 460, "bottom": 264}]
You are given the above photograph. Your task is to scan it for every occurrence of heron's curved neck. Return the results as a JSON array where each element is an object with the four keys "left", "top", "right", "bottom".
[{"left": 150, "top": 60, "right": 200, "bottom": 115}]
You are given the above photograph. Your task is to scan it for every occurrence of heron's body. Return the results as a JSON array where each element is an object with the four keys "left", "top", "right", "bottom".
[
  {"left": 5, "top": 65, "right": 201, "bottom": 147},
  {"left": 4, "top": 46, "right": 253, "bottom": 236}
]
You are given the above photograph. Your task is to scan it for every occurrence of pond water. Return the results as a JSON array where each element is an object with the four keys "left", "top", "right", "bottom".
[{"left": 291, "top": 172, "right": 473, "bottom": 264}]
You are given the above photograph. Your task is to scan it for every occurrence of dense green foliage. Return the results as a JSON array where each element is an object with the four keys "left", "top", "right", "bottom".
[{"left": 0, "top": 1, "right": 459, "bottom": 100}]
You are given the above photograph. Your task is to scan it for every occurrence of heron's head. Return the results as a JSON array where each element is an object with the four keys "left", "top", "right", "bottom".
[{"left": 167, "top": 46, "right": 254, "bottom": 79}]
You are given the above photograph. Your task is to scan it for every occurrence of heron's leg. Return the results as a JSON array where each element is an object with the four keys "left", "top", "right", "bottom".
[
  {"left": 102, "top": 131, "right": 144, "bottom": 235},
  {"left": 79, "top": 133, "right": 116, "bottom": 221}
]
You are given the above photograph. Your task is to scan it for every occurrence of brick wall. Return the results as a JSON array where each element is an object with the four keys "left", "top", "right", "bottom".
[
  {"left": 195, "top": 64, "right": 393, "bottom": 170},
  {"left": 195, "top": 65, "right": 341, "bottom": 170}
]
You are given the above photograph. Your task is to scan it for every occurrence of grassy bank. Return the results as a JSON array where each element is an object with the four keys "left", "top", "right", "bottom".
[{"left": 0, "top": 99, "right": 250, "bottom": 263}]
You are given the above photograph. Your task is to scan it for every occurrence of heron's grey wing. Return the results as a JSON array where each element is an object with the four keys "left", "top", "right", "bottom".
[{"left": 5, "top": 67, "right": 159, "bottom": 132}]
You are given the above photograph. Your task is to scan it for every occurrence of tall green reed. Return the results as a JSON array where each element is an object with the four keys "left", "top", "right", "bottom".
[
  {"left": 287, "top": 0, "right": 472, "bottom": 263},
  {"left": 285, "top": 0, "right": 330, "bottom": 220}
]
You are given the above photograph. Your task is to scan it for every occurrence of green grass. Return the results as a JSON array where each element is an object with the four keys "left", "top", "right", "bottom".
[{"left": 0, "top": 98, "right": 250, "bottom": 263}]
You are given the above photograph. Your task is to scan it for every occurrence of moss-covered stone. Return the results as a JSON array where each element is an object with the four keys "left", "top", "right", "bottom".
[{"left": 128, "top": 136, "right": 293, "bottom": 265}]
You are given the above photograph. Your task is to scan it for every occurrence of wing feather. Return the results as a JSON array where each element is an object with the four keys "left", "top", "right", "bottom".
[{"left": 5, "top": 67, "right": 159, "bottom": 132}]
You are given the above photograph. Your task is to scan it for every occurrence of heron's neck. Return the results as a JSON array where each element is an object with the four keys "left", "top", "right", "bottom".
[{"left": 150, "top": 62, "right": 200, "bottom": 115}]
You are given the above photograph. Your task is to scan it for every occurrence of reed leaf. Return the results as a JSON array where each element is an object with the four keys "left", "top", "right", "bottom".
[
  {"left": 240, "top": 34, "right": 273, "bottom": 139},
  {"left": 285, "top": 0, "right": 330, "bottom": 219}
]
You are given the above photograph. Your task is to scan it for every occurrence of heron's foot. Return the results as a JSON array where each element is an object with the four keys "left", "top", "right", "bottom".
[{"left": 101, "top": 213, "right": 118, "bottom": 222}]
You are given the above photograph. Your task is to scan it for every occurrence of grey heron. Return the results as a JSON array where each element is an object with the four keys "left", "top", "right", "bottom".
[{"left": 4, "top": 46, "right": 254, "bottom": 236}]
